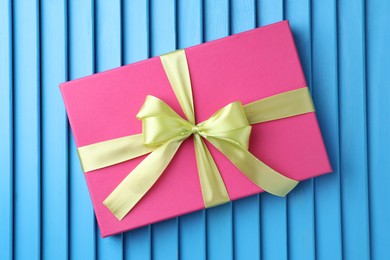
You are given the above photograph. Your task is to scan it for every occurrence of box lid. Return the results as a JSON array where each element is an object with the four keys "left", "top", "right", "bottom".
[{"left": 60, "top": 20, "right": 331, "bottom": 237}]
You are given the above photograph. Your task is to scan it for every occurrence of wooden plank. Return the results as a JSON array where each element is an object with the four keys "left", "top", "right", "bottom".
[
  {"left": 230, "top": 1, "right": 261, "bottom": 260},
  {"left": 176, "top": 1, "right": 206, "bottom": 259},
  {"left": 204, "top": 0, "right": 230, "bottom": 40},
  {"left": 124, "top": 227, "right": 151, "bottom": 260},
  {"left": 123, "top": 0, "right": 150, "bottom": 63},
  {"left": 285, "top": 1, "right": 316, "bottom": 259},
  {"left": 177, "top": 0, "right": 203, "bottom": 50},
  {"left": 257, "top": 0, "right": 284, "bottom": 26},
  {"left": 122, "top": 1, "right": 152, "bottom": 259},
  {"left": 179, "top": 211, "right": 206, "bottom": 260},
  {"left": 311, "top": 1, "right": 343, "bottom": 260},
  {"left": 367, "top": 1, "right": 390, "bottom": 259},
  {"left": 256, "top": 2, "right": 288, "bottom": 260},
  {"left": 40, "top": 0, "right": 68, "bottom": 259},
  {"left": 13, "top": 0, "right": 41, "bottom": 259},
  {"left": 338, "top": 0, "right": 371, "bottom": 259},
  {"left": 233, "top": 194, "right": 260, "bottom": 260},
  {"left": 203, "top": 1, "right": 233, "bottom": 260},
  {"left": 260, "top": 194, "right": 288, "bottom": 260},
  {"left": 149, "top": 0, "right": 179, "bottom": 259},
  {"left": 94, "top": 0, "right": 124, "bottom": 258},
  {"left": 0, "top": 0, "right": 13, "bottom": 259},
  {"left": 68, "top": 0, "right": 96, "bottom": 259}
]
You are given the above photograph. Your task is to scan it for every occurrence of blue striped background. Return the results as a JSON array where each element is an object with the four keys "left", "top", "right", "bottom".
[{"left": 0, "top": 0, "right": 389, "bottom": 259}]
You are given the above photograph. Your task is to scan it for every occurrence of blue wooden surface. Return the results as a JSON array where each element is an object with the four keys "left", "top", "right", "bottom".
[
  {"left": 68, "top": 1, "right": 96, "bottom": 259},
  {"left": 41, "top": 1, "right": 68, "bottom": 259},
  {"left": 312, "top": 1, "right": 343, "bottom": 259},
  {"left": 1, "top": 0, "right": 389, "bottom": 259},
  {"left": 13, "top": 1, "right": 41, "bottom": 259}
]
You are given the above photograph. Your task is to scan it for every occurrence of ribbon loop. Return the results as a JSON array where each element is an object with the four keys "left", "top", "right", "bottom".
[
  {"left": 137, "top": 95, "right": 182, "bottom": 119},
  {"left": 197, "top": 101, "right": 251, "bottom": 148},
  {"left": 137, "top": 95, "right": 192, "bottom": 146},
  {"left": 199, "top": 102, "right": 248, "bottom": 133}
]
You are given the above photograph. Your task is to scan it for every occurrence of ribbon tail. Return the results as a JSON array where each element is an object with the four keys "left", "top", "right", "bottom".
[
  {"left": 78, "top": 134, "right": 156, "bottom": 172},
  {"left": 193, "top": 135, "right": 230, "bottom": 208},
  {"left": 206, "top": 137, "right": 299, "bottom": 197},
  {"left": 103, "top": 137, "right": 184, "bottom": 220}
]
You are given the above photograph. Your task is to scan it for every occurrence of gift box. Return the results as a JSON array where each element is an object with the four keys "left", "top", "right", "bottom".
[{"left": 60, "top": 20, "right": 331, "bottom": 237}]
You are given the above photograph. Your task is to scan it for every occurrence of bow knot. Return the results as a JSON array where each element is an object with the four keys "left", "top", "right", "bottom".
[
  {"left": 137, "top": 95, "right": 252, "bottom": 152},
  {"left": 191, "top": 125, "right": 200, "bottom": 135}
]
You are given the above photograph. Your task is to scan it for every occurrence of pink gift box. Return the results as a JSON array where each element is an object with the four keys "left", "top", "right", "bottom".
[{"left": 60, "top": 20, "right": 331, "bottom": 237}]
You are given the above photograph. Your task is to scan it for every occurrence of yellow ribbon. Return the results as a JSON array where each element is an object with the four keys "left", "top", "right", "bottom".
[{"left": 77, "top": 50, "right": 315, "bottom": 220}]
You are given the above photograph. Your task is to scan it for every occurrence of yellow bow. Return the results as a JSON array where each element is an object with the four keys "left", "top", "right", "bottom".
[{"left": 78, "top": 50, "right": 315, "bottom": 220}]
